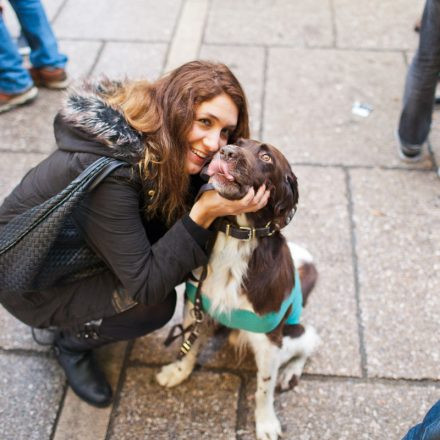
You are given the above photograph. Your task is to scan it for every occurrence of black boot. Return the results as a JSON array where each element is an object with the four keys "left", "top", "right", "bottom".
[{"left": 53, "top": 327, "right": 113, "bottom": 407}]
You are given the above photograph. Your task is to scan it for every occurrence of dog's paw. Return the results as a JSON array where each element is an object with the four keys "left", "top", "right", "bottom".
[
  {"left": 276, "top": 362, "right": 301, "bottom": 392},
  {"left": 276, "top": 325, "right": 321, "bottom": 392},
  {"left": 255, "top": 411, "right": 282, "bottom": 440},
  {"left": 156, "top": 361, "right": 192, "bottom": 388}
]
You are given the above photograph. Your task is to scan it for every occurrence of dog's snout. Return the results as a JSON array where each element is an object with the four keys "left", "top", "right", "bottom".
[{"left": 220, "top": 145, "right": 239, "bottom": 161}]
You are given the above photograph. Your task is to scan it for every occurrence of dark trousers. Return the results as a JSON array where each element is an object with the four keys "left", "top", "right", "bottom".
[
  {"left": 398, "top": 0, "right": 440, "bottom": 146},
  {"left": 92, "top": 290, "right": 176, "bottom": 341}
]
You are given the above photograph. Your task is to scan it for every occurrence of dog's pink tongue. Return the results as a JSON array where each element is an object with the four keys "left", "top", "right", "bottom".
[{"left": 206, "top": 159, "right": 235, "bottom": 181}]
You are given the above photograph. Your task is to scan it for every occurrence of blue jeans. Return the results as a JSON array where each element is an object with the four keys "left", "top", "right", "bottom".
[
  {"left": 0, "top": 0, "right": 67, "bottom": 93},
  {"left": 402, "top": 400, "right": 440, "bottom": 440},
  {"left": 398, "top": 0, "right": 440, "bottom": 146}
]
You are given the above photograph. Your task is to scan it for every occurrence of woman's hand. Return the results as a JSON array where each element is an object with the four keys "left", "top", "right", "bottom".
[{"left": 189, "top": 184, "right": 270, "bottom": 228}]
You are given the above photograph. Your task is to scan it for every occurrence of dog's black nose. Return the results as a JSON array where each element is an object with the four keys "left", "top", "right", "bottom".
[{"left": 220, "top": 144, "right": 239, "bottom": 161}]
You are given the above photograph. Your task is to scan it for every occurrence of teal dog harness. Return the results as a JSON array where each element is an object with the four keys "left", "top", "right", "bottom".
[{"left": 185, "top": 269, "right": 303, "bottom": 333}]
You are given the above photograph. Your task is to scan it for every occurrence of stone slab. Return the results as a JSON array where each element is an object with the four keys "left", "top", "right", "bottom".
[
  {"left": 283, "top": 166, "right": 361, "bottom": 377},
  {"left": 59, "top": 40, "right": 103, "bottom": 80},
  {"left": 0, "top": 306, "right": 52, "bottom": 352},
  {"left": 54, "top": 0, "right": 181, "bottom": 41},
  {"left": 0, "top": 89, "right": 64, "bottom": 154},
  {"left": 264, "top": 48, "right": 435, "bottom": 169},
  {"left": 165, "top": 0, "right": 209, "bottom": 72},
  {"left": 0, "top": 353, "right": 64, "bottom": 440},
  {"left": 108, "top": 367, "right": 240, "bottom": 439},
  {"left": 240, "top": 378, "right": 440, "bottom": 440},
  {"left": 351, "top": 168, "right": 440, "bottom": 379},
  {"left": 334, "top": 0, "right": 423, "bottom": 50},
  {"left": 200, "top": 45, "right": 265, "bottom": 138},
  {"left": 205, "top": 0, "right": 333, "bottom": 47},
  {"left": 92, "top": 42, "right": 167, "bottom": 80},
  {"left": 53, "top": 342, "right": 127, "bottom": 440}
]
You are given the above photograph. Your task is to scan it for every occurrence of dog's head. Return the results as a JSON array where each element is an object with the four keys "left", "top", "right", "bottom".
[{"left": 206, "top": 138, "right": 299, "bottom": 229}]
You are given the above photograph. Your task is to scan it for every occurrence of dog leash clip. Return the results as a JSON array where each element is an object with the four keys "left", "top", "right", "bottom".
[
  {"left": 178, "top": 326, "right": 200, "bottom": 360},
  {"left": 190, "top": 300, "right": 205, "bottom": 323}
]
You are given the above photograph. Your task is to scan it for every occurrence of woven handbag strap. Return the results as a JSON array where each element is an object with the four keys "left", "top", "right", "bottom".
[
  {"left": 87, "top": 157, "right": 128, "bottom": 192},
  {"left": 0, "top": 157, "right": 127, "bottom": 254}
]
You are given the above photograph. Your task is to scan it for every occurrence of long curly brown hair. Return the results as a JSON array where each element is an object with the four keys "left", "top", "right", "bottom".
[{"left": 107, "top": 60, "right": 250, "bottom": 225}]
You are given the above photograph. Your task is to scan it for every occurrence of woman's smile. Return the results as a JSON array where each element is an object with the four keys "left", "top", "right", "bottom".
[{"left": 190, "top": 147, "right": 209, "bottom": 161}]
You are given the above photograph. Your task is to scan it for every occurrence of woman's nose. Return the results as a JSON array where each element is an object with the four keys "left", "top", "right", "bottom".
[{"left": 203, "top": 130, "right": 221, "bottom": 151}]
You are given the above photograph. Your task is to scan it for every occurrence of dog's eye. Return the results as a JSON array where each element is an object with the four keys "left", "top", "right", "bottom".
[
  {"left": 220, "top": 127, "right": 231, "bottom": 139},
  {"left": 260, "top": 153, "right": 272, "bottom": 163}
]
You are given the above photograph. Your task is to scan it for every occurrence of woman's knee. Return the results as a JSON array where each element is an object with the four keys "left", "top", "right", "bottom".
[
  {"left": 146, "top": 290, "right": 177, "bottom": 329},
  {"left": 99, "top": 290, "right": 177, "bottom": 340}
]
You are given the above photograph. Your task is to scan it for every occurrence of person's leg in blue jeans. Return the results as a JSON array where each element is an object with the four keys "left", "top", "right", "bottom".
[
  {"left": 397, "top": 0, "right": 440, "bottom": 161},
  {"left": 402, "top": 400, "right": 440, "bottom": 440},
  {"left": 9, "top": 0, "right": 67, "bottom": 70},
  {"left": 0, "top": 8, "right": 33, "bottom": 94}
]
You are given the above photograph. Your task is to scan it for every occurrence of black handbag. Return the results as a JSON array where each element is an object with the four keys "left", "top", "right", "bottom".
[{"left": 0, "top": 156, "right": 126, "bottom": 294}]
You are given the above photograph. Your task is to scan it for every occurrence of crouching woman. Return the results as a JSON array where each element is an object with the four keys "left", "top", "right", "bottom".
[{"left": 0, "top": 60, "right": 269, "bottom": 407}]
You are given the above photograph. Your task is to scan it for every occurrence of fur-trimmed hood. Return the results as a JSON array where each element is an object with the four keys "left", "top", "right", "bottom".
[{"left": 54, "top": 79, "right": 144, "bottom": 164}]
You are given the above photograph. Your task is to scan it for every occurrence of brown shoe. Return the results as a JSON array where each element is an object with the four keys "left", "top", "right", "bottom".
[
  {"left": 0, "top": 86, "right": 38, "bottom": 114},
  {"left": 29, "top": 66, "right": 69, "bottom": 89}
]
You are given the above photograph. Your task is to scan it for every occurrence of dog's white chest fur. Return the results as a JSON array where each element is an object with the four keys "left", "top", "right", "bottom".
[{"left": 193, "top": 214, "right": 257, "bottom": 315}]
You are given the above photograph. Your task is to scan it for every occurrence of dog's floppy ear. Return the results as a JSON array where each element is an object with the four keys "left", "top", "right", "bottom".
[{"left": 273, "top": 172, "right": 298, "bottom": 229}]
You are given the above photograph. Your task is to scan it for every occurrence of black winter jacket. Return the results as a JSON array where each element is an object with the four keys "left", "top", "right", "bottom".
[{"left": 0, "top": 81, "right": 215, "bottom": 330}]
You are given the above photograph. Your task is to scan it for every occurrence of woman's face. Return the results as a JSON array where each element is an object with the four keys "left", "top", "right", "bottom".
[{"left": 185, "top": 93, "right": 239, "bottom": 175}]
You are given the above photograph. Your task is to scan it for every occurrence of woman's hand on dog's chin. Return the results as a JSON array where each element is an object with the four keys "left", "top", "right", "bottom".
[{"left": 189, "top": 184, "right": 270, "bottom": 229}]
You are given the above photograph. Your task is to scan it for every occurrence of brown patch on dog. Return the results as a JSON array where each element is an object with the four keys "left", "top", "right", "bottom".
[
  {"left": 276, "top": 375, "right": 299, "bottom": 394},
  {"left": 244, "top": 235, "right": 294, "bottom": 317},
  {"left": 297, "top": 263, "right": 318, "bottom": 307},
  {"left": 282, "top": 323, "right": 305, "bottom": 338}
]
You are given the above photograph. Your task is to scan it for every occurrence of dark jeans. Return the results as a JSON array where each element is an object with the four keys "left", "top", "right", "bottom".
[
  {"left": 402, "top": 400, "right": 440, "bottom": 440},
  {"left": 398, "top": 0, "right": 440, "bottom": 146}
]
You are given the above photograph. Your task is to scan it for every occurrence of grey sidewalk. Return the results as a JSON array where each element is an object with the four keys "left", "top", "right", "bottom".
[{"left": 1, "top": 0, "right": 439, "bottom": 439}]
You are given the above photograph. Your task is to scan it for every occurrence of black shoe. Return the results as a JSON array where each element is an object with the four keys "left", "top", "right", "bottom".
[{"left": 53, "top": 330, "right": 113, "bottom": 407}]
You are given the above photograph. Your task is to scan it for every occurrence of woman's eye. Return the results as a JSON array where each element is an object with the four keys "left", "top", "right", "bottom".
[
  {"left": 199, "top": 118, "right": 211, "bottom": 126},
  {"left": 260, "top": 153, "right": 272, "bottom": 162}
]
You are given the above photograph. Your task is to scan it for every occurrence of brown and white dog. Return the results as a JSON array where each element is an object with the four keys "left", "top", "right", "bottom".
[{"left": 156, "top": 139, "right": 320, "bottom": 440}]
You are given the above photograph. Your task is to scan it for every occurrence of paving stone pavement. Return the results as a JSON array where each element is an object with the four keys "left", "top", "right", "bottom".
[{"left": 1, "top": 0, "right": 439, "bottom": 439}]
